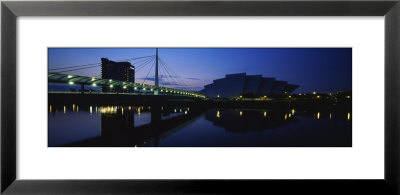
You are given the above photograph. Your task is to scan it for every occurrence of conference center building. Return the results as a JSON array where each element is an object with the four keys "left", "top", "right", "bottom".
[{"left": 199, "top": 73, "right": 299, "bottom": 98}]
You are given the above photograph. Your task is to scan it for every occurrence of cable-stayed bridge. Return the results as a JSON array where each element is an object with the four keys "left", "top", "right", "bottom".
[{"left": 48, "top": 49, "right": 205, "bottom": 99}]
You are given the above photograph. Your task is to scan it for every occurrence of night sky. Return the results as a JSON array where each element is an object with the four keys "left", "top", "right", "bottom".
[{"left": 48, "top": 48, "right": 352, "bottom": 93}]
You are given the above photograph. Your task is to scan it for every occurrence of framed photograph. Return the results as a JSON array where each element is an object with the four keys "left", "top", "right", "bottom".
[
  {"left": 47, "top": 47, "right": 352, "bottom": 147},
  {"left": 2, "top": 0, "right": 400, "bottom": 194}
]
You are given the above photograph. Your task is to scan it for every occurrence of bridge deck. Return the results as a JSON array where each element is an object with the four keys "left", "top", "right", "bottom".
[{"left": 48, "top": 72, "right": 205, "bottom": 98}]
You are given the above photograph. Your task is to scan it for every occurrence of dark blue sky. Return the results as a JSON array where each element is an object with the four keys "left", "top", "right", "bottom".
[{"left": 48, "top": 48, "right": 352, "bottom": 93}]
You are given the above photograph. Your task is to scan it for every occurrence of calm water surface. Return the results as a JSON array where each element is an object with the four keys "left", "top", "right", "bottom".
[{"left": 48, "top": 105, "right": 351, "bottom": 147}]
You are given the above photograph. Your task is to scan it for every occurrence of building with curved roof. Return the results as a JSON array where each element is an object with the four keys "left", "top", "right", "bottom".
[{"left": 199, "top": 73, "right": 299, "bottom": 98}]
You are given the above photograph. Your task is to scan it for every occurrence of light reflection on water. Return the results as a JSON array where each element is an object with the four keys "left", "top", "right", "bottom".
[{"left": 48, "top": 105, "right": 351, "bottom": 147}]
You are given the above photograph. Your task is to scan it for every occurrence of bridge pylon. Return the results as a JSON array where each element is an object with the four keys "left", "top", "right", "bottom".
[{"left": 154, "top": 48, "right": 159, "bottom": 95}]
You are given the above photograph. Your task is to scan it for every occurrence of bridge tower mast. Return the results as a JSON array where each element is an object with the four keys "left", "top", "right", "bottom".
[
  {"left": 155, "top": 48, "right": 159, "bottom": 87},
  {"left": 154, "top": 48, "right": 159, "bottom": 95}
]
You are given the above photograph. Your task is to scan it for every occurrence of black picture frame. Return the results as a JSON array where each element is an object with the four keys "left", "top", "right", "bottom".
[{"left": 2, "top": 0, "right": 400, "bottom": 194}]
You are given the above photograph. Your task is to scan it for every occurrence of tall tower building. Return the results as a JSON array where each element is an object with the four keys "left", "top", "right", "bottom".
[{"left": 101, "top": 58, "right": 135, "bottom": 92}]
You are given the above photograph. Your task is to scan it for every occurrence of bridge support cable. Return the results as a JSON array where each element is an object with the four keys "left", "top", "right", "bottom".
[
  {"left": 135, "top": 59, "right": 154, "bottom": 73},
  {"left": 160, "top": 60, "right": 188, "bottom": 91},
  {"left": 132, "top": 59, "right": 154, "bottom": 69},
  {"left": 159, "top": 58, "right": 190, "bottom": 90},
  {"left": 49, "top": 62, "right": 101, "bottom": 71},
  {"left": 134, "top": 57, "right": 155, "bottom": 73},
  {"left": 130, "top": 56, "right": 155, "bottom": 67},
  {"left": 158, "top": 65, "right": 169, "bottom": 88},
  {"left": 158, "top": 58, "right": 178, "bottom": 85},
  {"left": 158, "top": 60, "right": 177, "bottom": 89},
  {"left": 56, "top": 64, "right": 101, "bottom": 73},
  {"left": 141, "top": 60, "right": 156, "bottom": 86},
  {"left": 49, "top": 55, "right": 155, "bottom": 72},
  {"left": 131, "top": 56, "right": 153, "bottom": 65},
  {"left": 158, "top": 61, "right": 180, "bottom": 89},
  {"left": 158, "top": 58, "right": 191, "bottom": 91},
  {"left": 116, "top": 55, "right": 155, "bottom": 62},
  {"left": 158, "top": 63, "right": 173, "bottom": 88}
]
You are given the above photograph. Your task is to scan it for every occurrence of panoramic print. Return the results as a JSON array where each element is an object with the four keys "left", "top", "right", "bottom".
[{"left": 48, "top": 48, "right": 352, "bottom": 147}]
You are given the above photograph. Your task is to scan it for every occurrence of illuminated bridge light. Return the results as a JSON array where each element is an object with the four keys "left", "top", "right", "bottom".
[
  {"left": 329, "top": 113, "right": 332, "bottom": 119},
  {"left": 284, "top": 114, "right": 287, "bottom": 120},
  {"left": 240, "top": 111, "right": 243, "bottom": 116},
  {"left": 317, "top": 112, "right": 320, "bottom": 119},
  {"left": 264, "top": 111, "right": 267, "bottom": 117},
  {"left": 49, "top": 105, "right": 52, "bottom": 113},
  {"left": 313, "top": 91, "right": 317, "bottom": 95},
  {"left": 216, "top": 110, "right": 220, "bottom": 118},
  {"left": 317, "top": 95, "right": 320, "bottom": 98},
  {"left": 49, "top": 73, "right": 206, "bottom": 99},
  {"left": 347, "top": 113, "right": 351, "bottom": 120},
  {"left": 64, "top": 106, "right": 66, "bottom": 114},
  {"left": 90, "top": 106, "right": 93, "bottom": 114},
  {"left": 292, "top": 109, "right": 295, "bottom": 115}
]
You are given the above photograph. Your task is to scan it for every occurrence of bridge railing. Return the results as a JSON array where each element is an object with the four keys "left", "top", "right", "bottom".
[{"left": 48, "top": 72, "right": 205, "bottom": 98}]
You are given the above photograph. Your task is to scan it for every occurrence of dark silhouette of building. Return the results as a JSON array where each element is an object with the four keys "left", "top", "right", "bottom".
[
  {"left": 199, "top": 73, "right": 299, "bottom": 98},
  {"left": 101, "top": 58, "right": 135, "bottom": 92}
]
